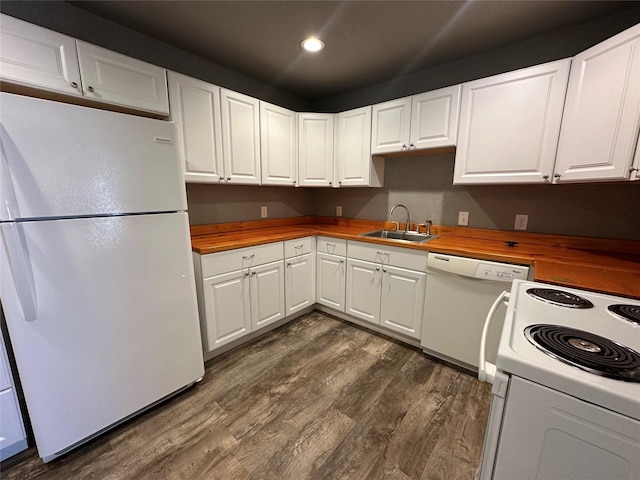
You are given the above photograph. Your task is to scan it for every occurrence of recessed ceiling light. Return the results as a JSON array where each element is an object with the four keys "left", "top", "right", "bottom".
[{"left": 301, "top": 37, "right": 325, "bottom": 52}]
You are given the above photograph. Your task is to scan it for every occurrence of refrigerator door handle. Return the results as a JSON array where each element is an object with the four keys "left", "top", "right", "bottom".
[
  {"left": 0, "top": 138, "right": 19, "bottom": 221},
  {"left": 1, "top": 223, "right": 38, "bottom": 321}
]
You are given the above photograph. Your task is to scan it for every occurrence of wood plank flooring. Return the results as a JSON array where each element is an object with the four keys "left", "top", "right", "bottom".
[{"left": 1, "top": 312, "right": 492, "bottom": 480}]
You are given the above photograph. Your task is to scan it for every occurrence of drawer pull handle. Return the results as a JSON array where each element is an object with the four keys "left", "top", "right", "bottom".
[
  {"left": 242, "top": 254, "right": 255, "bottom": 260},
  {"left": 295, "top": 244, "right": 304, "bottom": 248}
]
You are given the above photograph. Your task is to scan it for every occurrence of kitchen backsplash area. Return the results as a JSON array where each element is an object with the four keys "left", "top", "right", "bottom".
[{"left": 187, "top": 152, "right": 640, "bottom": 241}]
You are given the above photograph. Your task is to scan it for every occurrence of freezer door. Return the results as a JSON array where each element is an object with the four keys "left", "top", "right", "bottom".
[
  {"left": 0, "top": 93, "right": 186, "bottom": 221},
  {"left": 0, "top": 212, "right": 204, "bottom": 460}
]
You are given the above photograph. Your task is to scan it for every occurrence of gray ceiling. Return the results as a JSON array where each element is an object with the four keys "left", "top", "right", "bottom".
[{"left": 70, "top": 1, "right": 638, "bottom": 101}]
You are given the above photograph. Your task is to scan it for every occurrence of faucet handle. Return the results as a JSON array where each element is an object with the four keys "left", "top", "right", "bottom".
[
  {"left": 391, "top": 221, "right": 399, "bottom": 231},
  {"left": 417, "top": 220, "right": 433, "bottom": 235}
]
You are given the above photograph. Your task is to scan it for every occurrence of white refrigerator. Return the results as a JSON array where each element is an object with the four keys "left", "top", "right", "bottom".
[{"left": 0, "top": 93, "right": 205, "bottom": 462}]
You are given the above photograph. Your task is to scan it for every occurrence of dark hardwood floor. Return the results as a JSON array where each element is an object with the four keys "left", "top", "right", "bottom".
[{"left": 1, "top": 312, "right": 492, "bottom": 480}]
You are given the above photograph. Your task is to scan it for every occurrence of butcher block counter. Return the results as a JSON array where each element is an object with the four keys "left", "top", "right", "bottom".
[{"left": 191, "top": 216, "right": 640, "bottom": 299}]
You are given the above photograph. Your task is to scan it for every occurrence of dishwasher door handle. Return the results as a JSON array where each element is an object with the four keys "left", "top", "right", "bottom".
[{"left": 479, "top": 290, "right": 510, "bottom": 384}]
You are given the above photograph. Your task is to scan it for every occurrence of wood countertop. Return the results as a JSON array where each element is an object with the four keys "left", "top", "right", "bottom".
[{"left": 191, "top": 217, "right": 640, "bottom": 299}]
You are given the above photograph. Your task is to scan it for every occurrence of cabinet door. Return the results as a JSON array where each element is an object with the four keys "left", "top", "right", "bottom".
[
  {"left": 75, "top": 41, "right": 169, "bottom": 115},
  {"left": 285, "top": 253, "right": 316, "bottom": 316},
  {"left": 0, "top": 14, "right": 81, "bottom": 97},
  {"left": 345, "top": 258, "right": 380, "bottom": 325},
  {"left": 260, "top": 101, "right": 297, "bottom": 186},
  {"left": 168, "top": 71, "right": 224, "bottom": 183},
  {"left": 250, "top": 260, "right": 285, "bottom": 330},
  {"left": 298, "top": 113, "right": 335, "bottom": 187},
  {"left": 336, "top": 106, "right": 384, "bottom": 187},
  {"left": 220, "top": 88, "right": 261, "bottom": 184},
  {"left": 316, "top": 252, "right": 345, "bottom": 311},
  {"left": 410, "top": 85, "right": 461, "bottom": 149},
  {"left": 371, "top": 97, "right": 412, "bottom": 154},
  {"left": 454, "top": 60, "right": 570, "bottom": 184},
  {"left": 0, "top": 335, "right": 27, "bottom": 461},
  {"left": 555, "top": 24, "right": 640, "bottom": 183},
  {"left": 380, "top": 265, "right": 426, "bottom": 339},
  {"left": 202, "top": 270, "right": 251, "bottom": 351}
]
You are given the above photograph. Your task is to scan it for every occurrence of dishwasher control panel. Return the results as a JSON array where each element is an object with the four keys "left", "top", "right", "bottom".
[{"left": 474, "top": 264, "right": 528, "bottom": 281}]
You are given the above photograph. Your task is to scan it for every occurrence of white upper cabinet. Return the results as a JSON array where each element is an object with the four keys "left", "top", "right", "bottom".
[
  {"left": 555, "top": 24, "right": 640, "bottom": 183},
  {"left": 453, "top": 60, "right": 571, "bottom": 184},
  {"left": 371, "top": 97, "right": 412, "bottom": 154},
  {"left": 410, "top": 86, "right": 461, "bottom": 150},
  {"left": 0, "top": 14, "right": 82, "bottom": 97},
  {"left": 0, "top": 15, "right": 170, "bottom": 115},
  {"left": 260, "top": 101, "right": 297, "bottom": 186},
  {"left": 76, "top": 41, "right": 169, "bottom": 115},
  {"left": 221, "top": 88, "right": 261, "bottom": 184},
  {"left": 168, "top": 71, "right": 224, "bottom": 183},
  {"left": 336, "top": 106, "right": 384, "bottom": 187},
  {"left": 298, "top": 113, "right": 335, "bottom": 187},
  {"left": 371, "top": 85, "right": 461, "bottom": 155}
]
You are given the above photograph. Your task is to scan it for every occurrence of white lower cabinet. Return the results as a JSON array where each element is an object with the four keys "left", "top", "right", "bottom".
[
  {"left": 284, "top": 237, "right": 316, "bottom": 316},
  {"left": 316, "top": 237, "right": 347, "bottom": 311},
  {"left": 345, "top": 241, "right": 427, "bottom": 339},
  {"left": 194, "top": 242, "right": 284, "bottom": 355},
  {"left": 0, "top": 334, "right": 27, "bottom": 461}
]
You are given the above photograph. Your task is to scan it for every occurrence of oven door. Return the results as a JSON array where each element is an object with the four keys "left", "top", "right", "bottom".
[{"left": 490, "top": 376, "right": 640, "bottom": 480}]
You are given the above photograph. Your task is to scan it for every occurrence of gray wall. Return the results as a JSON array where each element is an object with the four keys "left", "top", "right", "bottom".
[
  {"left": 187, "top": 184, "right": 313, "bottom": 225},
  {"left": 311, "top": 153, "right": 640, "bottom": 241}
]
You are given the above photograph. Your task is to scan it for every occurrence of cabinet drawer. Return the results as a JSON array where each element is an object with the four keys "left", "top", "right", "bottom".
[
  {"left": 201, "top": 242, "right": 283, "bottom": 278},
  {"left": 317, "top": 236, "right": 346, "bottom": 256},
  {"left": 284, "top": 236, "right": 315, "bottom": 258},
  {"left": 347, "top": 240, "right": 427, "bottom": 272}
]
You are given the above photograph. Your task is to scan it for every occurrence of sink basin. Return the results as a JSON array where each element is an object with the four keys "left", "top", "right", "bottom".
[{"left": 358, "top": 230, "right": 437, "bottom": 244}]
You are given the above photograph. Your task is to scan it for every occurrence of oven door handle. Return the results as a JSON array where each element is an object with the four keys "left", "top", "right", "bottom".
[{"left": 479, "top": 290, "right": 510, "bottom": 384}]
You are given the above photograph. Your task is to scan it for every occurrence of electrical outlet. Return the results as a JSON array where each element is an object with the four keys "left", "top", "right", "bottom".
[
  {"left": 336, "top": 205, "right": 343, "bottom": 217},
  {"left": 458, "top": 211, "right": 469, "bottom": 226},
  {"left": 514, "top": 214, "right": 528, "bottom": 230},
  {"left": 261, "top": 206, "right": 268, "bottom": 218}
]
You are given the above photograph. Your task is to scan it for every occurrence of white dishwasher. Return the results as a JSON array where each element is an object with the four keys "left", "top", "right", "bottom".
[{"left": 421, "top": 253, "right": 530, "bottom": 372}]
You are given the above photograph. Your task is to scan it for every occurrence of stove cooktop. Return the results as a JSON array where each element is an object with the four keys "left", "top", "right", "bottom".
[{"left": 497, "top": 280, "right": 640, "bottom": 420}]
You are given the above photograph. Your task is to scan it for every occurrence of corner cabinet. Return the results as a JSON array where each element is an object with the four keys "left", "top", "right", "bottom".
[
  {"left": 554, "top": 23, "right": 640, "bottom": 183},
  {"left": 193, "top": 243, "right": 284, "bottom": 356},
  {"left": 335, "top": 106, "right": 384, "bottom": 187},
  {"left": 453, "top": 60, "right": 570, "bottom": 184},
  {"left": 0, "top": 14, "right": 170, "bottom": 115},
  {"left": 284, "top": 237, "right": 316, "bottom": 315},
  {"left": 370, "top": 85, "right": 461, "bottom": 154},
  {"left": 298, "top": 113, "right": 335, "bottom": 187},
  {"left": 168, "top": 71, "right": 224, "bottom": 183},
  {"left": 220, "top": 88, "right": 261, "bottom": 184},
  {"left": 316, "top": 237, "right": 346, "bottom": 311},
  {"left": 260, "top": 101, "right": 298, "bottom": 186}
]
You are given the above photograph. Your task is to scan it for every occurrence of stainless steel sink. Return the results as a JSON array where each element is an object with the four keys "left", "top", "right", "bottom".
[{"left": 358, "top": 230, "right": 437, "bottom": 244}]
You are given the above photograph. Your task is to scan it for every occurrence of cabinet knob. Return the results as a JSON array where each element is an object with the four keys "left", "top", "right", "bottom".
[
  {"left": 376, "top": 267, "right": 380, "bottom": 271},
  {"left": 287, "top": 262, "right": 291, "bottom": 267},
  {"left": 329, "top": 181, "right": 332, "bottom": 185},
  {"left": 244, "top": 272, "right": 249, "bottom": 277},
  {"left": 87, "top": 86, "right": 95, "bottom": 92},
  {"left": 383, "top": 268, "right": 387, "bottom": 273},
  {"left": 252, "top": 271, "right": 256, "bottom": 276},
  {"left": 554, "top": 173, "right": 561, "bottom": 178},
  {"left": 339, "top": 259, "right": 344, "bottom": 264},
  {"left": 542, "top": 175, "right": 549, "bottom": 180},
  {"left": 70, "top": 81, "right": 79, "bottom": 89},
  {"left": 630, "top": 167, "right": 639, "bottom": 173},
  {"left": 409, "top": 143, "right": 415, "bottom": 149},
  {"left": 402, "top": 144, "right": 407, "bottom": 150},
  {"left": 227, "top": 177, "right": 231, "bottom": 181}
]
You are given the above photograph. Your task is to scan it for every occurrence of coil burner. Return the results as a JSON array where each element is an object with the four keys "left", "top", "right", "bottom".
[
  {"left": 608, "top": 304, "right": 640, "bottom": 326},
  {"left": 524, "top": 324, "right": 640, "bottom": 382},
  {"left": 526, "top": 288, "right": 594, "bottom": 308}
]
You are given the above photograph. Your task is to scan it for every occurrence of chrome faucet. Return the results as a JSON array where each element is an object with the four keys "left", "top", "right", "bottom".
[{"left": 389, "top": 204, "right": 411, "bottom": 232}]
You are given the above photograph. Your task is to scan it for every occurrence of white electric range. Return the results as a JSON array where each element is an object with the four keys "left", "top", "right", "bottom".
[{"left": 478, "top": 279, "right": 640, "bottom": 480}]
